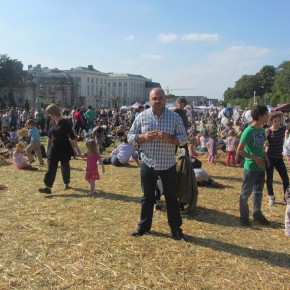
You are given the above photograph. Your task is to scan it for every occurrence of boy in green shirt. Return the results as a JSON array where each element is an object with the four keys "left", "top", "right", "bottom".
[{"left": 237, "top": 105, "right": 270, "bottom": 226}]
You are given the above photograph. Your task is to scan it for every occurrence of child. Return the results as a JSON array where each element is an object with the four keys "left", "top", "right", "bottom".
[
  {"left": 25, "top": 119, "right": 44, "bottom": 165},
  {"left": 237, "top": 105, "right": 270, "bottom": 226},
  {"left": 83, "top": 139, "right": 105, "bottom": 196},
  {"left": 226, "top": 129, "right": 239, "bottom": 167},
  {"left": 188, "top": 136, "right": 198, "bottom": 158},
  {"left": 207, "top": 130, "right": 217, "bottom": 164},
  {"left": 13, "top": 143, "right": 38, "bottom": 171}
]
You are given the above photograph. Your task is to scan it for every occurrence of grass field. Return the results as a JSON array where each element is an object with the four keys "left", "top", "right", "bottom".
[{"left": 0, "top": 140, "right": 289, "bottom": 289}]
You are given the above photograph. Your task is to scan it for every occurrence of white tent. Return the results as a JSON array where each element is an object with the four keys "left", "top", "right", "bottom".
[
  {"left": 131, "top": 102, "right": 142, "bottom": 109},
  {"left": 120, "top": 105, "right": 129, "bottom": 110}
]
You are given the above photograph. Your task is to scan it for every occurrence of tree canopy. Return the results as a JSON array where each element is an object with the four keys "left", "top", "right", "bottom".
[
  {"left": 223, "top": 62, "right": 289, "bottom": 108},
  {"left": 0, "top": 54, "right": 25, "bottom": 88}
]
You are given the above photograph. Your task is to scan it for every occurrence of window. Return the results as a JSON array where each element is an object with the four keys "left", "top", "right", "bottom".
[
  {"left": 108, "top": 82, "right": 111, "bottom": 87},
  {"left": 113, "top": 82, "right": 116, "bottom": 87},
  {"left": 119, "top": 82, "right": 122, "bottom": 87},
  {"left": 124, "top": 82, "right": 127, "bottom": 87},
  {"left": 87, "top": 77, "right": 90, "bottom": 83}
]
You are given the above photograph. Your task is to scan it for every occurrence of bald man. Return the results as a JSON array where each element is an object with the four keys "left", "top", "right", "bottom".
[{"left": 128, "top": 88, "right": 187, "bottom": 240}]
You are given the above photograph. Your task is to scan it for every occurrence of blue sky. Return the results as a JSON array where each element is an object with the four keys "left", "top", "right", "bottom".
[{"left": 1, "top": 0, "right": 290, "bottom": 99}]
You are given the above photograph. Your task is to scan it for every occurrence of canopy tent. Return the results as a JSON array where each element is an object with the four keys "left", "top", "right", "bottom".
[
  {"left": 271, "top": 103, "right": 290, "bottom": 112},
  {"left": 130, "top": 102, "right": 142, "bottom": 109},
  {"left": 120, "top": 105, "right": 129, "bottom": 110}
]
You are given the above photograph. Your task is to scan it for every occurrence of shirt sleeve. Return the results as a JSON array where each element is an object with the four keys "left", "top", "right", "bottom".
[{"left": 127, "top": 115, "right": 142, "bottom": 144}]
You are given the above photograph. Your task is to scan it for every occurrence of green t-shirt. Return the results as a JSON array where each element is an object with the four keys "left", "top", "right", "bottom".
[
  {"left": 240, "top": 125, "right": 266, "bottom": 172},
  {"left": 84, "top": 109, "right": 96, "bottom": 122}
]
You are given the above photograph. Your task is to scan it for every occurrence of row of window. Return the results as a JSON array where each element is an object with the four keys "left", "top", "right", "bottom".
[{"left": 86, "top": 80, "right": 144, "bottom": 88}]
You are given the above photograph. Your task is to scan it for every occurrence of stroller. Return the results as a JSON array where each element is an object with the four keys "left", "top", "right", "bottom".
[{"left": 92, "top": 126, "right": 115, "bottom": 153}]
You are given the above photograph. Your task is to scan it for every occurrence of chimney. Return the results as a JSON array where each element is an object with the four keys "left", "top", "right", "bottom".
[
  {"left": 88, "top": 65, "right": 94, "bottom": 70},
  {"left": 28, "top": 65, "right": 32, "bottom": 70}
]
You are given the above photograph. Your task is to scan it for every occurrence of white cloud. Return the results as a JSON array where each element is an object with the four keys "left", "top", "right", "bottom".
[
  {"left": 228, "top": 45, "right": 271, "bottom": 57},
  {"left": 125, "top": 35, "right": 135, "bottom": 41},
  {"left": 121, "top": 60, "right": 136, "bottom": 65},
  {"left": 141, "top": 53, "right": 165, "bottom": 60},
  {"left": 157, "top": 33, "right": 178, "bottom": 42},
  {"left": 181, "top": 33, "right": 219, "bottom": 41}
]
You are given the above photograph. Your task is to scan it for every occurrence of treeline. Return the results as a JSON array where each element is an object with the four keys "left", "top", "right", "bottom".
[{"left": 223, "top": 61, "right": 290, "bottom": 108}]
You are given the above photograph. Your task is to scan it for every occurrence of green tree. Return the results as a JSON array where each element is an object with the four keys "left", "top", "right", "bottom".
[
  {"left": 256, "top": 65, "right": 276, "bottom": 96},
  {"left": 0, "top": 54, "right": 25, "bottom": 88},
  {"left": 272, "top": 61, "right": 290, "bottom": 101}
]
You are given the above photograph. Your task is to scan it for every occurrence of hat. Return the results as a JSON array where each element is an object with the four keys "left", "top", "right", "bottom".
[{"left": 176, "top": 97, "right": 187, "bottom": 105}]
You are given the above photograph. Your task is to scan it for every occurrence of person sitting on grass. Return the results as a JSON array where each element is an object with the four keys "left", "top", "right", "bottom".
[
  {"left": 102, "top": 136, "right": 139, "bottom": 166},
  {"left": 13, "top": 143, "right": 38, "bottom": 171}
]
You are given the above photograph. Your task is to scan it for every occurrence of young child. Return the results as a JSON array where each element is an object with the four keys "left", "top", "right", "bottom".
[
  {"left": 207, "top": 130, "right": 217, "bottom": 164},
  {"left": 188, "top": 136, "right": 198, "bottom": 158},
  {"left": 13, "top": 143, "right": 38, "bottom": 171},
  {"left": 226, "top": 129, "right": 239, "bottom": 167},
  {"left": 83, "top": 139, "right": 105, "bottom": 196},
  {"left": 25, "top": 119, "right": 44, "bottom": 165}
]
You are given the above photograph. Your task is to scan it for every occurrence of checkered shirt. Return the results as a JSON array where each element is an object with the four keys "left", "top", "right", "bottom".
[{"left": 127, "top": 107, "right": 187, "bottom": 170}]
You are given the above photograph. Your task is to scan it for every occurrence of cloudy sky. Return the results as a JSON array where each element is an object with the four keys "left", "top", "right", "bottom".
[{"left": 1, "top": 0, "right": 290, "bottom": 99}]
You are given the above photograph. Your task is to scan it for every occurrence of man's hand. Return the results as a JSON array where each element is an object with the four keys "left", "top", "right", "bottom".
[{"left": 254, "top": 156, "right": 265, "bottom": 169}]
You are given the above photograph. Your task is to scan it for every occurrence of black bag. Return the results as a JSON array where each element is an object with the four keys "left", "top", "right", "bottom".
[{"left": 190, "top": 157, "right": 202, "bottom": 169}]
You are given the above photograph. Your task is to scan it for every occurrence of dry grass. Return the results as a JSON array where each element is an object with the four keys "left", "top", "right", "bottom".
[{"left": 0, "top": 140, "right": 290, "bottom": 289}]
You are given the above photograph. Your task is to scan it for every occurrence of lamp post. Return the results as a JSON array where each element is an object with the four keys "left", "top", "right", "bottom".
[
  {"left": 73, "top": 78, "right": 79, "bottom": 106},
  {"left": 51, "top": 86, "right": 55, "bottom": 103},
  {"left": 38, "top": 84, "right": 43, "bottom": 109},
  {"left": 62, "top": 87, "right": 67, "bottom": 106}
]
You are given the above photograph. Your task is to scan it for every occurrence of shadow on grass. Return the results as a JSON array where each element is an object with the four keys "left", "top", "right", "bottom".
[
  {"left": 45, "top": 188, "right": 141, "bottom": 203},
  {"left": 210, "top": 175, "right": 283, "bottom": 185},
  {"left": 147, "top": 231, "right": 290, "bottom": 269},
  {"left": 183, "top": 206, "right": 284, "bottom": 229},
  {"left": 210, "top": 175, "right": 243, "bottom": 182}
]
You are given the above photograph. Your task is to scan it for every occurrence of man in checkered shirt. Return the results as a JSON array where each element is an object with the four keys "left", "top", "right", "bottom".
[{"left": 128, "top": 88, "right": 187, "bottom": 240}]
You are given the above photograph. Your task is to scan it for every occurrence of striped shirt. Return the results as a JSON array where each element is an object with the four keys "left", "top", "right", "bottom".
[
  {"left": 267, "top": 126, "right": 286, "bottom": 158},
  {"left": 128, "top": 107, "right": 187, "bottom": 170}
]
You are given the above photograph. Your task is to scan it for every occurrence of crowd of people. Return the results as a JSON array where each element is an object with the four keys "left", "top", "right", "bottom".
[{"left": 0, "top": 91, "right": 290, "bottom": 239}]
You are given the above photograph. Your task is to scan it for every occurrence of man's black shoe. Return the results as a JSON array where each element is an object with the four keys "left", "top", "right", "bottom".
[
  {"left": 39, "top": 187, "right": 52, "bottom": 194},
  {"left": 131, "top": 228, "right": 150, "bottom": 237},
  {"left": 172, "top": 229, "right": 186, "bottom": 241},
  {"left": 253, "top": 213, "right": 270, "bottom": 225},
  {"left": 240, "top": 217, "right": 251, "bottom": 226}
]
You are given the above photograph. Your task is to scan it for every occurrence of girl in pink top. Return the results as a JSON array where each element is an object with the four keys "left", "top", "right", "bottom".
[
  {"left": 225, "top": 129, "right": 239, "bottom": 167},
  {"left": 84, "top": 140, "right": 105, "bottom": 195},
  {"left": 13, "top": 143, "right": 38, "bottom": 171}
]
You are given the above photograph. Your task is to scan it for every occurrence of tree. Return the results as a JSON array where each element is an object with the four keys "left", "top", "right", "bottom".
[
  {"left": 272, "top": 61, "right": 290, "bottom": 100},
  {"left": 256, "top": 65, "right": 276, "bottom": 96},
  {"left": 0, "top": 54, "right": 25, "bottom": 88}
]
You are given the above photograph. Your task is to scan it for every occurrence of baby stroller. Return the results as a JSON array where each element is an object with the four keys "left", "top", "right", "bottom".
[{"left": 92, "top": 126, "right": 115, "bottom": 153}]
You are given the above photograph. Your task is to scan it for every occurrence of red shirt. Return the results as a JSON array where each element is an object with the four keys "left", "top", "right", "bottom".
[{"left": 74, "top": 111, "right": 82, "bottom": 121}]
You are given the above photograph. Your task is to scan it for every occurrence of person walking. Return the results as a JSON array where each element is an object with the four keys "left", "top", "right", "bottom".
[
  {"left": 128, "top": 88, "right": 187, "bottom": 240},
  {"left": 39, "top": 104, "right": 81, "bottom": 194}
]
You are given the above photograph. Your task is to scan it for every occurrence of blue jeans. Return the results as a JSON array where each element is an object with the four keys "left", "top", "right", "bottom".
[
  {"left": 266, "top": 156, "right": 289, "bottom": 197},
  {"left": 111, "top": 155, "right": 125, "bottom": 166},
  {"left": 138, "top": 163, "right": 182, "bottom": 232},
  {"left": 240, "top": 170, "right": 265, "bottom": 219}
]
